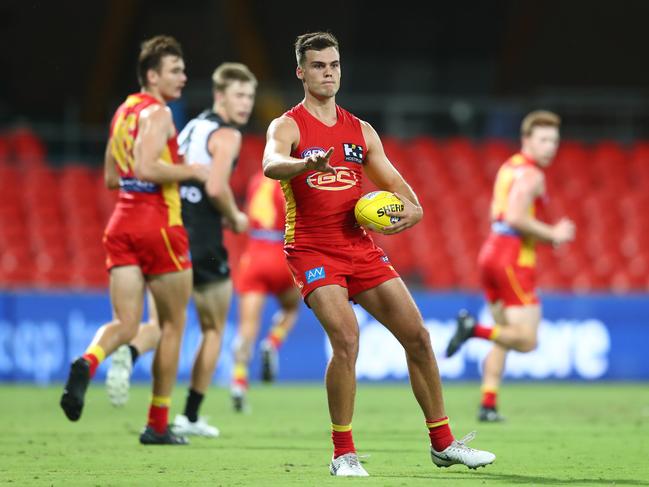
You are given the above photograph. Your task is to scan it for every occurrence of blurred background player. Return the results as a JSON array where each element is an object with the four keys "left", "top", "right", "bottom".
[
  {"left": 446, "top": 111, "right": 576, "bottom": 422},
  {"left": 263, "top": 31, "right": 495, "bottom": 477},
  {"left": 59, "top": 35, "right": 208, "bottom": 445},
  {"left": 230, "top": 170, "right": 300, "bottom": 412},
  {"left": 107, "top": 62, "right": 257, "bottom": 438}
]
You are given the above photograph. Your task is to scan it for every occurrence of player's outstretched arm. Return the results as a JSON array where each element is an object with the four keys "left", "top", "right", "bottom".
[
  {"left": 506, "top": 167, "right": 575, "bottom": 245},
  {"left": 204, "top": 128, "right": 248, "bottom": 234},
  {"left": 361, "top": 121, "right": 423, "bottom": 234},
  {"left": 263, "top": 116, "right": 335, "bottom": 180},
  {"left": 134, "top": 105, "right": 208, "bottom": 184}
]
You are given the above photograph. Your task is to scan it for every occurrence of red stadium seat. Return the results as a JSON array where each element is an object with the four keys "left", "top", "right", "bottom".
[{"left": 9, "top": 126, "right": 47, "bottom": 165}]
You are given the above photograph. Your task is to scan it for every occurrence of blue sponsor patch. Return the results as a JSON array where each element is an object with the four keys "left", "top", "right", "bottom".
[{"left": 305, "top": 266, "right": 326, "bottom": 284}]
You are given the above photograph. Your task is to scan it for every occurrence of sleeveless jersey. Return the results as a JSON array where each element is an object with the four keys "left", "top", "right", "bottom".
[
  {"left": 282, "top": 103, "right": 367, "bottom": 246},
  {"left": 489, "top": 153, "right": 547, "bottom": 267},
  {"left": 109, "top": 92, "right": 182, "bottom": 227},
  {"left": 177, "top": 109, "right": 238, "bottom": 225},
  {"left": 246, "top": 172, "right": 286, "bottom": 243}
]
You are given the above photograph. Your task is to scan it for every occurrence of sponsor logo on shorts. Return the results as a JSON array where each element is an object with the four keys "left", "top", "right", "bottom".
[
  {"left": 301, "top": 147, "right": 326, "bottom": 158},
  {"left": 305, "top": 266, "right": 326, "bottom": 284},
  {"left": 306, "top": 167, "right": 358, "bottom": 191},
  {"left": 343, "top": 143, "right": 364, "bottom": 163}
]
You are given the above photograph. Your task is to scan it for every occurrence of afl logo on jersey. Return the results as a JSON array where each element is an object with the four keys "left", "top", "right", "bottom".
[
  {"left": 301, "top": 147, "right": 326, "bottom": 158},
  {"left": 306, "top": 167, "right": 358, "bottom": 191}
]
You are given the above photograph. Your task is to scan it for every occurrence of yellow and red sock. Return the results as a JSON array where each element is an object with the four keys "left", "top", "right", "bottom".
[
  {"left": 82, "top": 345, "right": 106, "bottom": 378},
  {"left": 147, "top": 395, "right": 171, "bottom": 434},
  {"left": 426, "top": 416, "right": 454, "bottom": 451},
  {"left": 331, "top": 423, "right": 355, "bottom": 458},
  {"left": 473, "top": 323, "right": 501, "bottom": 341},
  {"left": 266, "top": 325, "right": 288, "bottom": 350},
  {"left": 232, "top": 363, "right": 249, "bottom": 389},
  {"left": 481, "top": 387, "right": 498, "bottom": 409}
]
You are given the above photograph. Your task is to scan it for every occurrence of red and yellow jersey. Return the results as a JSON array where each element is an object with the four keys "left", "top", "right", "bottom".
[
  {"left": 488, "top": 152, "right": 547, "bottom": 267},
  {"left": 282, "top": 103, "right": 367, "bottom": 246},
  {"left": 108, "top": 92, "right": 183, "bottom": 227},
  {"left": 246, "top": 171, "right": 286, "bottom": 243}
]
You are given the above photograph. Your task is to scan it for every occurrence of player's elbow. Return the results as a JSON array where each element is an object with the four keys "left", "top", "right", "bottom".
[
  {"left": 262, "top": 159, "right": 281, "bottom": 180},
  {"left": 104, "top": 174, "right": 120, "bottom": 190},
  {"left": 105, "top": 179, "right": 120, "bottom": 190},
  {"left": 262, "top": 164, "right": 275, "bottom": 179}
]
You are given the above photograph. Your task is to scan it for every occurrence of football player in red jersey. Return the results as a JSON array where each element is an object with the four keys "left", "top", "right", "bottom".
[
  {"left": 262, "top": 31, "right": 495, "bottom": 477},
  {"left": 106, "top": 63, "right": 257, "bottom": 438},
  {"left": 60, "top": 35, "right": 208, "bottom": 445},
  {"left": 446, "top": 111, "right": 575, "bottom": 422},
  {"left": 230, "top": 171, "right": 301, "bottom": 412}
]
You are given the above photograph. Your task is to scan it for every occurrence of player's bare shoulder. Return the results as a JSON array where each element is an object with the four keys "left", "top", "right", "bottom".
[
  {"left": 267, "top": 114, "right": 300, "bottom": 149},
  {"left": 140, "top": 103, "right": 174, "bottom": 136},
  {"left": 516, "top": 163, "right": 545, "bottom": 195},
  {"left": 209, "top": 126, "right": 242, "bottom": 154}
]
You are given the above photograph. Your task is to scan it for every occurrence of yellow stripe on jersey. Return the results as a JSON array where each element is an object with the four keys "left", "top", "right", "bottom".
[
  {"left": 160, "top": 228, "right": 182, "bottom": 271},
  {"left": 249, "top": 178, "right": 277, "bottom": 229},
  {"left": 159, "top": 145, "right": 182, "bottom": 226},
  {"left": 281, "top": 180, "right": 297, "bottom": 244},
  {"left": 110, "top": 112, "right": 137, "bottom": 173},
  {"left": 518, "top": 237, "right": 536, "bottom": 267},
  {"left": 505, "top": 266, "right": 534, "bottom": 304},
  {"left": 490, "top": 165, "right": 515, "bottom": 220},
  {"left": 509, "top": 154, "right": 527, "bottom": 166},
  {"left": 491, "top": 154, "right": 531, "bottom": 220}
]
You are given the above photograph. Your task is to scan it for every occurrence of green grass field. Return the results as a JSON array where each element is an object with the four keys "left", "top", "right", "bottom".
[{"left": 3, "top": 382, "right": 649, "bottom": 486}]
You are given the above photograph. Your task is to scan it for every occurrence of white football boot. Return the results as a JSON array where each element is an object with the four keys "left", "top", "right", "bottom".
[
  {"left": 106, "top": 345, "right": 132, "bottom": 407},
  {"left": 329, "top": 453, "right": 369, "bottom": 477},
  {"left": 172, "top": 414, "right": 220, "bottom": 438},
  {"left": 430, "top": 431, "right": 496, "bottom": 469}
]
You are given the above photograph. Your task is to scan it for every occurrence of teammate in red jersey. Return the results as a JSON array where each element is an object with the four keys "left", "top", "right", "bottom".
[
  {"left": 59, "top": 35, "right": 208, "bottom": 445},
  {"left": 105, "top": 63, "right": 257, "bottom": 438},
  {"left": 446, "top": 111, "right": 576, "bottom": 422},
  {"left": 230, "top": 171, "right": 300, "bottom": 412},
  {"left": 262, "top": 31, "right": 495, "bottom": 477}
]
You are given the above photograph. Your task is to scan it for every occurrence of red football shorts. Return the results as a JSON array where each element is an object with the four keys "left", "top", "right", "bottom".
[
  {"left": 478, "top": 233, "right": 539, "bottom": 307},
  {"left": 103, "top": 207, "right": 191, "bottom": 276},
  {"left": 285, "top": 235, "right": 399, "bottom": 303},
  {"left": 236, "top": 241, "right": 296, "bottom": 295}
]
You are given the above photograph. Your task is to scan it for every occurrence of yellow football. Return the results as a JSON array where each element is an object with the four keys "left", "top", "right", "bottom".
[{"left": 354, "top": 191, "right": 404, "bottom": 233}]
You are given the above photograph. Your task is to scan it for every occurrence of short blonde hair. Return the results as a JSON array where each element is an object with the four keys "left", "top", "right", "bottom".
[
  {"left": 521, "top": 110, "right": 561, "bottom": 137},
  {"left": 211, "top": 62, "right": 257, "bottom": 92}
]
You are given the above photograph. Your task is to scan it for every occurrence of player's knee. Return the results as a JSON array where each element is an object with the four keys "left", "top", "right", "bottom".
[
  {"left": 122, "top": 323, "right": 140, "bottom": 343},
  {"left": 518, "top": 334, "right": 537, "bottom": 353},
  {"left": 199, "top": 317, "right": 224, "bottom": 333},
  {"left": 404, "top": 327, "right": 433, "bottom": 361},
  {"left": 331, "top": 334, "right": 359, "bottom": 363}
]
